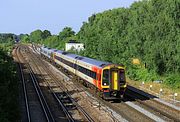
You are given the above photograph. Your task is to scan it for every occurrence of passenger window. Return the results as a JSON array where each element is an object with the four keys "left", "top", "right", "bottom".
[{"left": 102, "top": 69, "right": 109, "bottom": 86}]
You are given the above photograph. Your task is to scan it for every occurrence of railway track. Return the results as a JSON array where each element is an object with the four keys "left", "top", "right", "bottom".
[
  {"left": 29, "top": 55, "right": 76, "bottom": 121},
  {"left": 125, "top": 86, "right": 180, "bottom": 121},
  {"left": 16, "top": 48, "right": 31, "bottom": 122},
  {"left": 30, "top": 46, "right": 94, "bottom": 122},
  {"left": 19, "top": 44, "right": 180, "bottom": 122},
  {"left": 15, "top": 46, "right": 55, "bottom": 122},
  {"left": 29, "top": 45, "right": 157, "bottom": 121},
  {"left": 43, "top": 66, "right": 95, "bottom": 122},
  {"left": 20, "top": 44, "right": 94, "bottom": 121}
]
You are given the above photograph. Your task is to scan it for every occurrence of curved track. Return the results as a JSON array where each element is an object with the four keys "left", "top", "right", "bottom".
[
  {"left": 30, "top": 44, "right": 155, "bottom": 122},
  {"left": 15, "top": 46, "right": 55, "bottom": 122},
  {"left": 17, "top": 44, "right": 180, "bottom": 122},
  {"left": 30, "top": 45, "right": 94, "bottom": 122},
  {"left": 20, "top": 44, "right": 94, "bottom": 122}
]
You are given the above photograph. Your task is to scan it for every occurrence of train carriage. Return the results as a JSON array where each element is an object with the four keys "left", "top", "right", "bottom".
[
  {"left": 54, "top": 51, "right": 77, "bottom": 74},
  {"left": 74, "top": 56, "right": 126, "bottom": 99},
  {"left": 41, "top": 46, "right": 57, "bottom": 61},
  {"left": 40, "top": 46, "right": 127, "bottom": 100}
]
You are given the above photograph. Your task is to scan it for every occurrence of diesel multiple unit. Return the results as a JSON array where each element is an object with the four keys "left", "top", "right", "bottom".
[{"left": 40, "top": 46, "right": 127, "bottom": 99}]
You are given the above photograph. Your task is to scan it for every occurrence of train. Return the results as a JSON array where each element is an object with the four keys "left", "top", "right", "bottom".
[{"left": 40, "top": 46, "right": 127, "bottom": 100}]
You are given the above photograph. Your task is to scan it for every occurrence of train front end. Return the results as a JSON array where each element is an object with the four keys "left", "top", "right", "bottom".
[{"left": 101, "top": 64, "right": 127, "bottom": 100}]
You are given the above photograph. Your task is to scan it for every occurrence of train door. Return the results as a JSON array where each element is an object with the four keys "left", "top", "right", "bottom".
[{"left": 110, "top": 69, "right": 119, "bottom": 90}]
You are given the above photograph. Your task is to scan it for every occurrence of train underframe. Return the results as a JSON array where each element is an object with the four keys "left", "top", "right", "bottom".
[
  {"left": 102, "top": 88, "right": 126, "bottom": 100},
  {"left": 75, "top": 76, "right": 126, "bottom": 100}
]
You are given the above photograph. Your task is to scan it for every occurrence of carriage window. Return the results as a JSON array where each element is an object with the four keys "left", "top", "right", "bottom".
[
  {"left": 119, "top": 69, "right": 125, "bottom": 83},
  {"left": 102, "top": 69, "right": 109, "bottom": 86}
]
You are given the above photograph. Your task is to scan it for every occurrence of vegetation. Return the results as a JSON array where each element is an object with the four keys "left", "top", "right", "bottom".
[
  {"left": 0, "top": 33, "right": 16, "bottom": 51},
  {"left": 0, "top": 34, "right": 19, "bottom": 121},
  {"left": 77, "top": 0, "right": 180, "bottom": 88},
  {"left": 21, "top": 0, "right": 180, "bottom": 89},
  {"left": 20, "top": 27, "right": 76, "bottom": 50}
]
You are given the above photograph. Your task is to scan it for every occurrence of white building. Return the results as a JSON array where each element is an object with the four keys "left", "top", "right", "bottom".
[{"left": 65, "top": 42, "right": 84, "bottom": 52}]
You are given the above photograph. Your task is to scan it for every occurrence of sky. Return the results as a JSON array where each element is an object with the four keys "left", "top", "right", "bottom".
[{"left": 0, "top": 0, "right": 137, "bottom": 35}]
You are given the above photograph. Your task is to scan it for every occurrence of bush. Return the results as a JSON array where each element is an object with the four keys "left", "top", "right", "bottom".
[
  {"left": 0, "top": 47, "right": 20, "bottom": 122},
  {"left": 165, "top": 74, "right": 180, "bottom": 89},
  {"left": 127, "top": 65, "right": 158, "bottom": 82}
]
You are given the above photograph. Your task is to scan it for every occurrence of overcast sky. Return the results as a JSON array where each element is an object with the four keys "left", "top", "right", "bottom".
[{"left": 0, "top": 0, "right": 137, "bottom": 34}]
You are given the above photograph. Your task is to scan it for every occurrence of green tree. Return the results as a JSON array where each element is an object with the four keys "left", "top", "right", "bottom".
[
  {"left": 19, "top": 34, "right": 30, "bottom": 43},
  {"left": 77, "top": 0, "right": 180, "bottom": 88},
  {"left": 29, "top": 29, "right": 43, "bottom": 43},
  {"left": 42, "top": 30, "right": 51, "bottom": 39},
  {"left": 59, "top": 27, "right": 75, "bottom": 40}
]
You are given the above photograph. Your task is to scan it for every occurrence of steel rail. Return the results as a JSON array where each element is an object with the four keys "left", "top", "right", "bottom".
[
  {"left": 27, "top": 63, "right": 55, "bottom": 122},
  {"left": 126, "top": 87, "right": 180, "bottom": 122},
  {"left": 29, "top": 45, "right": 94, "bottom": 122},
  {"left": 17, "top": 45, "right": 55, "bottom": 122},
  {"left": 28, "top": 47, "right": 75, "bottom": 122},
  {"left": 16, "top": 47, "right": 31, "bottom": 122},
  {"left": 31, "top": 44, "right": 157, "bottom": 122},
  {"left": 39, "top": 60, "right": 94, "bottom": 122},
  {"left": 45, "top": 81, "right": 75, "bottom": 122}
]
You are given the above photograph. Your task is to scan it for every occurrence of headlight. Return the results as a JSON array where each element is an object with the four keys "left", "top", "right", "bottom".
[{"left": 103, "top": 83, "right": 107, "bottom": 85}]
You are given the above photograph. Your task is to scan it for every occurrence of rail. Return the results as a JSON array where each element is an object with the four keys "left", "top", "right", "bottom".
[
  {"left": 29, "top": 46, "right": 94, "bottom": 122},
  {"left": 16, "top": 47, "right": 31, "bottom": 122},
  {"left": 16, "top": 46, "right": 55, "bottom": 122},
  {"left": 28, "top": 64, "right": 55, "bottom": 122},
  {"left": 126, "top": 86, "right": 180, "bottom": 122},
  {"left": 27, "top": 46, "right": 75, "bottom": 122}
]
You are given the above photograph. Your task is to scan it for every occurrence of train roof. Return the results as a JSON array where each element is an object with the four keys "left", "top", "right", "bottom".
[
  {"left": 55, "top": 50, "right": 79, "bottom": 60},
  {"left": 42, "top": 47, "right": 57, "bottom": 52},
  {"left": 47, "top": 47, "right": 123, "bottom": 68},
  {"left": 55, "top": 50, "right": 64, "bottom": 54},
  {"left": 65, "top": 53, "right": 79, "bottom": 59},
  {"left": 41, "top": 46, "right": 49, "bottom": 50},
  {"left": 55, "top": 50, "right": 111, "bottom": 68},
  {"left": 77, "top": 56, "right": 111, "bottom": 68}
]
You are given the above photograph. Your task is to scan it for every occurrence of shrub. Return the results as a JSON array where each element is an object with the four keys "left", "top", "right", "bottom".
[{"left": 165, "top": 74, "right": 180, "bottom": 89}]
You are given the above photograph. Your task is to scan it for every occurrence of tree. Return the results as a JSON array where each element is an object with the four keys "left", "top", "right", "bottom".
[
  {"left": 59, "top": 27, "right": 75, "bottom": 40},
  {"left": 42, "top": 30, "right": 51, "bottom": 39},
  {"left": 28, "top": 0, "right": 180, "bottom": 88},
  {"left": 30, "top": 29, "right": 43, "bottom": 43},
  {"left": 77, "top": 0, "right": 180, "bottom": 87}
]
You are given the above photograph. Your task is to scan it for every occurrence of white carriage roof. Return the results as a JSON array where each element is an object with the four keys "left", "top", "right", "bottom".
[
  {"left": 55, "top": 50, "right": 111, "bottom": 67},
  {"left": 42, "top": 45, "right": 113, "bottom": 68},
  {"left": 78, "top": 56, "right": 111, "bottom": 68},
  {"left": 42, "top": 47, "right": 57, "bottom": 53}
]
